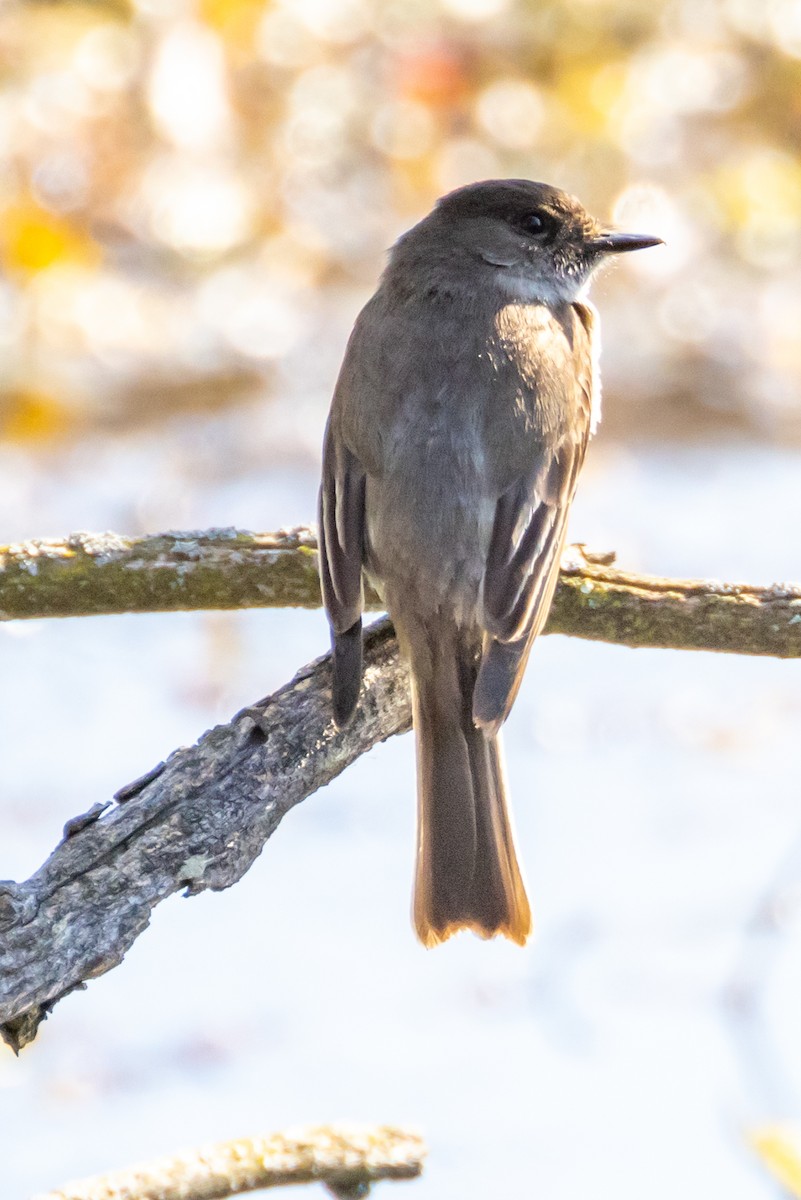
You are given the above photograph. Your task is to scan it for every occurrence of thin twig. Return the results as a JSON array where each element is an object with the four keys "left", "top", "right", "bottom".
[{"left": 32, "top": 1124, "right": 426, "bottom": 1200}]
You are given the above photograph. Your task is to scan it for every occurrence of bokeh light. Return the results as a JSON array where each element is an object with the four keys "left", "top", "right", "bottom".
[{"left": 0, "top": 0, "right": 797, "bottom": 441}]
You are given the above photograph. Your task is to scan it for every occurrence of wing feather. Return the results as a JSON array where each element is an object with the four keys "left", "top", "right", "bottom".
[{"left": 318, "top": 418, "right": 367, "bottom": 726}]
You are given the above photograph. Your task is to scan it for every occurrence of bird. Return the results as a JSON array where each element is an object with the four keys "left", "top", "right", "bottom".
[{"left": 318, "top": 178, "right": 662, "bottom": 947}]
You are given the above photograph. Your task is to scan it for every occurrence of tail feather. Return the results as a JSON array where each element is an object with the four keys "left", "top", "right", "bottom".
[{"left": 411, "top": 632, "right": 531, "bottom": 947}]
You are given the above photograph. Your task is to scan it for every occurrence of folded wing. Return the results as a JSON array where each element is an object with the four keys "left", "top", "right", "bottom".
[{"left": 318, "top": 419, "right": 367, "bottom": 727}]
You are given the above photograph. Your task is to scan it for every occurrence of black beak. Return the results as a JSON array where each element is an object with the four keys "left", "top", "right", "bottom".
[{"left": 589, "top": 231, "right": 664, "bottom": 255}]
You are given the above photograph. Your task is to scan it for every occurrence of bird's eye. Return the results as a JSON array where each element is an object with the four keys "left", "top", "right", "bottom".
[{"left": 521, "top": 211, "right": 552, "bottom": 239}]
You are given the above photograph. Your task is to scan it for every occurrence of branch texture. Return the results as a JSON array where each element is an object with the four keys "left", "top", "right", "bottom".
[
  {"left": 3, "top": 528, "right": 801, "bottom": 1050},
  {"left": 0, "top": 618, "right": 411, "bottom": 1052},
  {"left": 33, "top": 1124, "right": 426, "bottom": 1200},
  {"left": 2, "top": 526, "right": 801, "bottom": 656}
]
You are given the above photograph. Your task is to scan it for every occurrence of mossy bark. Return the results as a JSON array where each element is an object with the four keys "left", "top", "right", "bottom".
[{"left": 2, "top": 526, "right": 800, "bottom": 658}]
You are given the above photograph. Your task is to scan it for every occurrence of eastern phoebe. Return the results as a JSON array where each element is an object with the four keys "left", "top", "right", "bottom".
[{"left": 319, "top": 179, "right": 661, "bottom": 946}]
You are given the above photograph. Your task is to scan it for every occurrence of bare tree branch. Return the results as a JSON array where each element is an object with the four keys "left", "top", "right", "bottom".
[
  {"left": 0, "top": 528, "right": 326, "bottom": 620},
  {"left": 33, "top": 1123, "right": 426, "bottom": 1200},
  {"left": 0, "top": 618, "right": 411, "bottom": 1052},
  {"left": 2, "top": 526, "right": 801, "bottom": 657},
  {"left": 3, "top": 526, "right": 801, "bottom": 1051}
]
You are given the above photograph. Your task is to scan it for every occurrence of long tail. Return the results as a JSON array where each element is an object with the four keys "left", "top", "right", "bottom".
[{"left": 410, "top": 629, "right": 531, "bottom": 947}]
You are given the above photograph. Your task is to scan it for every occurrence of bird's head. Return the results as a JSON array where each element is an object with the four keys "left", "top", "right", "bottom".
[{"left": 394, "top": 179, "right": 662, "bottom": 305}]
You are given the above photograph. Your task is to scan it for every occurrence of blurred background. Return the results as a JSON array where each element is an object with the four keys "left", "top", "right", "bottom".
[{"left": 2, "top": 0, "right": 801, "bottom": 1196}]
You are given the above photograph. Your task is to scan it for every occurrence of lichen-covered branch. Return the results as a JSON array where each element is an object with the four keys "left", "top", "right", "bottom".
[
  {"left": 0, "top": 618, "right": 411, "bottom": 1052},
  {"left": 555, "top": 552, "right": 801, "bottom": 657},
  {"left": 33, "top": 1124, "right": 426, "bottom": 1200},
  {"left": 0, "top": 528, "right": 327, "bottom": 620},
  {"left": 2, "top": 526, "right": 801, "bottom": 657}
]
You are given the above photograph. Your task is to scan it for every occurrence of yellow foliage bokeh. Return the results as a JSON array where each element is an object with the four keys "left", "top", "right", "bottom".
[
  {"left": 752, "top": 1126, "right": 801, "bottom": 1198},
  {"left": 0, "top": 204, "right": 101, "bottom": 276}
]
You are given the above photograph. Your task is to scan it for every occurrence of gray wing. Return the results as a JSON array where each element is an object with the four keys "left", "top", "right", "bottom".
[
  {"left": 482, "top": 438, "right": 584, "bottom": 643},
  {"left": 318, "top": 417, "right": 367, "bottom": 727},
  {"left": 473, "top": 304, "right": 596, "bottom": 734}
]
